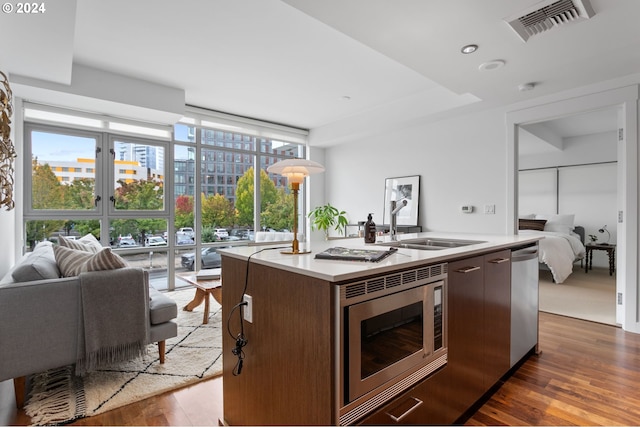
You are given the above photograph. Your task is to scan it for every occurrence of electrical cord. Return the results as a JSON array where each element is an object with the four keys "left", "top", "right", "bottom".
[{"left": 226, "top": 246, "right": 288, "bottom": 375}]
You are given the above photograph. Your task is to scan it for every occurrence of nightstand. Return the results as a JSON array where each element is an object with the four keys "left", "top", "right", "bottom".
[{"left": 585, "top": 243, "right": 616, "bottom": 276}]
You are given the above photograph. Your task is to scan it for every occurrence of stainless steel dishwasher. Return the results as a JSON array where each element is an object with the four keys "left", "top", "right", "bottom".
[{"left": 510, "top": 243, "right": 539, "bottom": 367}]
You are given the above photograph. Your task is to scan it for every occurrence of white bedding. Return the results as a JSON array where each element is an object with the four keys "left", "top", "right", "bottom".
[{"left": 519, "top": 230, "right": 586, "bottom": 283}]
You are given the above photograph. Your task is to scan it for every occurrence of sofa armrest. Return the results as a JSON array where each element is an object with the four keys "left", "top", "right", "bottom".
[
  {"left": 0, "top": 277, "right": 81, "bottom": 381},
  {"left": 0, "top": 267, "right": 151, "bottom": 382}
]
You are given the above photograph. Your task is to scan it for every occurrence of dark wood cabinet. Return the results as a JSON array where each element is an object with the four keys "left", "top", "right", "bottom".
[
  {"left": 447, "top": 255, "right": 486, "bottom": 415},
  {"left": 447, "top": 251, "right": 512, "bottom": 418},
  {"left": 362, "top": 250, "right": 513, "bottom": 425},
  {"left": 221, "top": 256, "right": 335, "bottom": 426},
  {"left": 360, "top": 366, "right": 454, "bottom": 425},
  {"left": 483, "top": 250, "right": 512, "bottom": 388}
]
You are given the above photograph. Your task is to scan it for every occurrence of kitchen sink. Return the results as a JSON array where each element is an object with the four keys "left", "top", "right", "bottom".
[{"left": 377, "top": 237, "right": 487, "bottom": 251}]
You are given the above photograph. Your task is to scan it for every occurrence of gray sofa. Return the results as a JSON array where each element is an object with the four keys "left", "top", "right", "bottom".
[{"left": 0, "top": 241, "right": 178, "bottom": 407}]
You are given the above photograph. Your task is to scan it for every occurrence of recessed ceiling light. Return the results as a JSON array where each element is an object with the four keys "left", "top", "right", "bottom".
[
  {"left": 518, "top": 82, "right": 536, "bottom": 92},
  {"left": 478, "top": 60, "right": 506, "bottom": 71},
  {"left": 461, "top": 44, "right": 478, "bottom": 54}
]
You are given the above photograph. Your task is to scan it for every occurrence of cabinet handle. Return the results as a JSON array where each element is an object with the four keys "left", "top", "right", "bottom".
[
  {"left": 386, "top": 396, "right": 423, "bottom": 423},
  {"left": 488, "top": 258, "right": 510, "bottom": 264},
  {"left": 454, "top": 266, "right": 480, "bottom": 273}
]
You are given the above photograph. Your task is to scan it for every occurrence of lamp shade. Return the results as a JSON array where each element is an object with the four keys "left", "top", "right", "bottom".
[{"left": 267, "top": 158, "right": 325, "bottom": 184}]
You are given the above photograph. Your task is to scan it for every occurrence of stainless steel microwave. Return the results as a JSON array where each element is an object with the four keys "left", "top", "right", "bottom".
[{"left": 338, "top": 263, "right": 448, "bottom": 425}]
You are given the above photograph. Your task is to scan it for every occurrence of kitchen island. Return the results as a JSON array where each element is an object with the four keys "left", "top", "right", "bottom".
[{"left": 219, "top": 232, "right": 542, "bottom": 425}]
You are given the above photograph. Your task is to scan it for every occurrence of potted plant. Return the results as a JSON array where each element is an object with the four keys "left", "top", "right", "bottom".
[{"left": 308, "top": 203, "right": 348, "bottom": 240}]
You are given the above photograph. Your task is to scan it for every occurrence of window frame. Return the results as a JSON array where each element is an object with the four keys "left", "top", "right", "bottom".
[{"left": 22, "top": 104, "right": 309, "bottom": 291}]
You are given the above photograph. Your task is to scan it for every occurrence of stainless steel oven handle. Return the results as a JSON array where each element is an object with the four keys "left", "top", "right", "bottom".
[{"left": 386, "top": 396, "right": 424, "bottom": 422}]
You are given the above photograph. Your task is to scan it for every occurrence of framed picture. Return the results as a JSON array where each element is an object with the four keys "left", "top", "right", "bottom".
[{"left": 383, "top": 175, "right": 420, "bottom": 226}]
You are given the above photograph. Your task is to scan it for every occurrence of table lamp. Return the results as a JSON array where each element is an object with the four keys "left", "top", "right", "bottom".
[
  {"left": 598, "top": 225, "right": 610, "bottom": 245},
  {"left": 267, "top": 158, "right": 325, "bottom": 254}
]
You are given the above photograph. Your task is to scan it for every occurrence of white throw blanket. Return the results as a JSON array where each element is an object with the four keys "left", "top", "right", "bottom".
[{"left": 520, "top": 230, "right": 586, "bottom": 283}]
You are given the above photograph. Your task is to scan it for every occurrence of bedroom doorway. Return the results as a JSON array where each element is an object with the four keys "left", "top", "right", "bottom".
[
  {"left": 506, "top": 85, "right": 639, "bottom": 333},
  {"left": 517, "top": 112, "right": 618, "bottom": 325}
]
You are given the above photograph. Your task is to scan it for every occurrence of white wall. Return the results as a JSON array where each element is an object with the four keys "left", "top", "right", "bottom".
[
  {"left": 318, "top": 79, "right": 639, "bottom": 334},
  {"left": 0, "top": 99, "right": 20, "bottom": 278},
  {"left": 519, "top": 130, "right": 618, "bottom": 170},
  {"left": 318, "top": 106, "right": 510, "bottom": 237},
  {"left": 0, "top": 204, "right": 16, "bottom": 278}
]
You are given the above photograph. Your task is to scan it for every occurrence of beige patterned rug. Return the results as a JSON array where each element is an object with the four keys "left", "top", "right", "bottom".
[{"left": 24, "top": 289, "right": 222, "bottom": 425}]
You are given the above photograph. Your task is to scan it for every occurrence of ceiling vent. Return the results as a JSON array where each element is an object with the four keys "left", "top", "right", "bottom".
[{"left": 504, "top": 0, "right": 595, "bottom": 42}]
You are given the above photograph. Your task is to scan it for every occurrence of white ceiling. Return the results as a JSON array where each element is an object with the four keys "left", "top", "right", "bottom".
[{"left": 2, "top": 0, "right": 639, "bottom": 146}]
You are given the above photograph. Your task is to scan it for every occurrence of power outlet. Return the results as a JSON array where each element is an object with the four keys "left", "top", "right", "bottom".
[
  {"left": 484, "top": 204, "right": 496, "bottom": 214},
  {"left": 243, "top": 294, "right": 253, "bottom": 323}
]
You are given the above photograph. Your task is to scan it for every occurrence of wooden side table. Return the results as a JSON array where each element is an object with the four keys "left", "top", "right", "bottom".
[
  {"left": 585, "top": 243, "right": 616, "bottom": 276},
  {"left": 179, "top": 274, "right": 222, "bottom": 324}
]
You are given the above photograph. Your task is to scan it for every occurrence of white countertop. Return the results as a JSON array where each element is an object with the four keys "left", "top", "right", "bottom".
[{"left": 218, "top": 231, "right": 542, "bottom": 283}]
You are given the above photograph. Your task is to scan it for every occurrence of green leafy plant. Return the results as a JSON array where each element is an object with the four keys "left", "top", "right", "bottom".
[
  {"left": 308, "top": 203, "right": 348, "bottom": 239},
  {"left": 588, "top": 234, "right": 598, "bottom": 243}
]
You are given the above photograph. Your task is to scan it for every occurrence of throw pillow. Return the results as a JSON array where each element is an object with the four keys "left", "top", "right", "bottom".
[
  {"left": 11, "top": 241, "right": 62, "bottom": 282},
  {"left": 518, "top": 218, "right": 547, "bottom": 231},
  {"left": 54, "top": 245, "right": 127, "bottom": 277},
  {"left": 59, "top": 233, "right": 103, "bottom": 253}
]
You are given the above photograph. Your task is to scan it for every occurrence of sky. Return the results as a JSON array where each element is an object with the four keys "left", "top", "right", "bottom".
[
  {"left": 31, "top": 129, "right": 194, "bottom": 165},
  {"left": 31, "top": 131, "right": 95, "bottom": 162}
]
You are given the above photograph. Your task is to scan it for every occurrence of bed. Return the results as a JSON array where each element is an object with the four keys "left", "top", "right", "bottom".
[{"left": 518, "top": 214, "right": 586, "bottom": 283}]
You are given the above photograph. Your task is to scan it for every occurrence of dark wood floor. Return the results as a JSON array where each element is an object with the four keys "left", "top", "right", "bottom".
[{"left": 2, "top": 311, "right": 639, "bottom": 426}]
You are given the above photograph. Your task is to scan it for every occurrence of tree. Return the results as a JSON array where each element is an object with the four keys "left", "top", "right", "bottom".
[
  {"left": 65, "top": 178, "right": 95, "bottom": 210},
  {"left": 73, "top": 220, "right": 101, "bottom": 239},
  {"left": 202, "top": 193, "right": 235, "bottom": 228},
  {"left": 25, "top": 219, "right": 64, "bottom": 248},
  {"left": 110, "top": 219, "right": 141, "bottom": 242},
  {"left": 114, "top": 178, "right": 164, "bottom": 210},
  {"left": 28, "top": 161, "right": 67, "bottom": 245},
  {"left": 32, "top": 162, "right": 65, "bottom": 209},
  {"left": 261, "top": 187, "right": 294, "bottom": 231},
  {"left": 174, "top": 194, "right": 194, "bottom": 229},
  {"left": 235, "top": 167, "right": 278, "bottom": 227}
]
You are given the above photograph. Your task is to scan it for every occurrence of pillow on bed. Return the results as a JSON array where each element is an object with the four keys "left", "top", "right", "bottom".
[
  {"left": 519, "top": 219, "right": 547, "bottom": 231},
  {"left": 535, "top": 214, "right": 575, "bottom": 234}
]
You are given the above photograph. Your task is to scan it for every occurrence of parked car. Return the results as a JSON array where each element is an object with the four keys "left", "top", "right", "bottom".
[
  {"left": 181, "top": 246, "right": 228, "bottom": 271},
  {"left": 117, "top": 237, "right": 138, "bottom": 248},
  {"left": 176, "top": 235, "right": 194, "bottom": 245},
  {"left": 214, "top": 228, "right": 229, "bottom": 240},
  {"left": 145, "top": 236, "right": 167, "bottom": 247},
  {"left": 177, "top": 227, "right": 195, "bottom": 239}
]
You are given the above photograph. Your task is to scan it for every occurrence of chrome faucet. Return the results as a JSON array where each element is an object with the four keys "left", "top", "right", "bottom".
[{"left": 389, "top": 199, "right": 408, "bottom": 241}]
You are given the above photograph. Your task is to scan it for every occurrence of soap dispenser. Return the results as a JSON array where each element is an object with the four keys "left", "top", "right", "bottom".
[{"left": 364, "top": 213, "right": 376, "bottom": 243}]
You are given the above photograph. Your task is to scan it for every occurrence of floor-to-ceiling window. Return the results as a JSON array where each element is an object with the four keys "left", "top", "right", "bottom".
[{"left": 22, "top": 104, "right": 308, "bottom": 290}]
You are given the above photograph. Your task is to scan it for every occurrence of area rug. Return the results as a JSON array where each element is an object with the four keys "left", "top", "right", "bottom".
[
  {"left": 539, "top": 267, "right": 617, "bottom": 326},
  {"left": 24, "top": 289, "right": 223, "bottom": 426}
]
